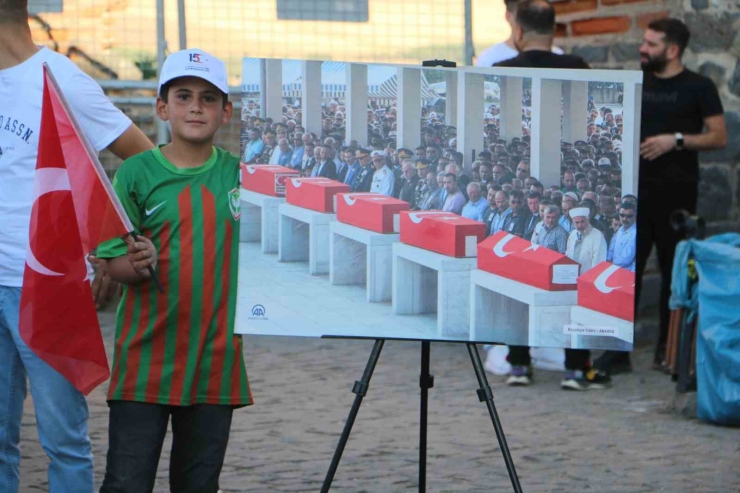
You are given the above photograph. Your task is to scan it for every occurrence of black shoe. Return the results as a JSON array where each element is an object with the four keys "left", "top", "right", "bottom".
[
  {"left": 593, "top": 352, "right": 633, "bottom": 376},
  {"left": 561, "top": 369, "right": 612, "bottom": 391}
]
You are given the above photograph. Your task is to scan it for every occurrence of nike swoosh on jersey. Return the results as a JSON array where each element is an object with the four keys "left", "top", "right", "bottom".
[{"left": 145, "top": 202, "right": 166, "bottom": 216}]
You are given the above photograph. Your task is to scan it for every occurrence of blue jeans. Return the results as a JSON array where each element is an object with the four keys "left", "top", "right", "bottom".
[{"left": 0, "top": 286, "right": 94, "bottom": 493}]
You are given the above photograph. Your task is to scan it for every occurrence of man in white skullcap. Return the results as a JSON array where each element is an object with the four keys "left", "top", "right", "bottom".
[
  {"left": 566, "top": 207, "right": 608, "bottom": 274},
  {"left": 557, "top": 206, "right": 612, "bottom": 391}
]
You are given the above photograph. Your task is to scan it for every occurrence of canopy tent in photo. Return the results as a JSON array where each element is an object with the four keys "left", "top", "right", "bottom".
[{"left": 242, "top": 58, "right": 439, "bottom": 104}]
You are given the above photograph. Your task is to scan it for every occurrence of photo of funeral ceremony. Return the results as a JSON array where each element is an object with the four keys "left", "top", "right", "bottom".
[
  {"left": 237, "top": 59, "right": 639, "bottom": 356},
  {"left": 1, "top": 0, "right": 738, "bottom": 492}
]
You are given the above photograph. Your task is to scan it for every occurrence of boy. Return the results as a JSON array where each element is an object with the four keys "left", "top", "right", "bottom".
[{"left": 97, "top": 49, "right": 251, "bottom": 493}]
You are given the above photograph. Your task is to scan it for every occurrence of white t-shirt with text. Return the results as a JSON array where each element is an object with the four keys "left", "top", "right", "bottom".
[{"left": 0, "top": 47, "right": 132, "bottom": 287}]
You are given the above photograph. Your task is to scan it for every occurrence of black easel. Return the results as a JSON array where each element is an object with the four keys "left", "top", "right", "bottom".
[{"left": 320, "top": 340, "right": 523, "bottom": 493}]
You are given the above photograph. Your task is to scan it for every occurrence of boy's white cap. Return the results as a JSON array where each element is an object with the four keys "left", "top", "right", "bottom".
[{"left": 158, "top": 48, "right": 228, "bottom": 95}]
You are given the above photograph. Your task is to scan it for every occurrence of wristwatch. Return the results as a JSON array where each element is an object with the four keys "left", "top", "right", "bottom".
[{"left": 675, "top": 132, "right": 684, "bottom": 150}]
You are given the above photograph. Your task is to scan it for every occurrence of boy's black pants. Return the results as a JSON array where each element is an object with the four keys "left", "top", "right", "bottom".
[{"left": 100, "top": 401, "right": 234, "bottom": 493}]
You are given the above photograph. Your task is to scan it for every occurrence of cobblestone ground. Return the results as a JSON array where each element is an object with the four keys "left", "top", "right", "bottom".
[{"left": 19, "top": 310, "right": 740, "bottom": 493}]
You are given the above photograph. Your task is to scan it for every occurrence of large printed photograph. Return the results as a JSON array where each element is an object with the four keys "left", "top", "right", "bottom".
[{"left": 234, "top": 57, "right": 642, "bottom": 351}]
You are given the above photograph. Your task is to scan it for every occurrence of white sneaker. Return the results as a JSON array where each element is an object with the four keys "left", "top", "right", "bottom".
[{"left": 505, "top": 366, "right": 532, "bottom": 386}]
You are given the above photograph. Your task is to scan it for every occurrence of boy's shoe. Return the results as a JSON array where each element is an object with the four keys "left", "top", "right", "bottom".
[
  {"left": 506, "top": 365, "right": 533, "bottom": 386},
  {"left": 560, "top": 368, "right": 611, "bottom": 391}
]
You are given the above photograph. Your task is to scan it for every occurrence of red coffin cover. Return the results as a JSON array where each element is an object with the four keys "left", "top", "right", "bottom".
[
  {"left": 578, "top": 261, "right": 635, "bottom": 322},
  {"left": 399, "top": 211, "right": 486, "bottom": 258},
  {"left": 478, "top": 231, "right": 580, "bottom": 291},
  {"left": 336, "top": 193, "right": 410, "bottom": 234},
  {"left": 241, "top": 164, "right": 299, "bottom": 197},
  {"left": 285, "top": 177, "right": 351, "bottom": 213}
]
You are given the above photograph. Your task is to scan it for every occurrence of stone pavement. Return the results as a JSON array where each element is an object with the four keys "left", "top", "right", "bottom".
[{"left": 19, "top": 310, "right": 740, "bottom": 493}]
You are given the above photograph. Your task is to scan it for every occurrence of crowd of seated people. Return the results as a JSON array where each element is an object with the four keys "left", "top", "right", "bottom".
[{"left": 239, "top": 97, "right": 634, "bottom": 269}]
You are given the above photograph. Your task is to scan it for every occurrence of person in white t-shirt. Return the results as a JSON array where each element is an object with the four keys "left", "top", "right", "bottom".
[
  {"left": 475, "top": 0, "right": 563, "bottom": 67},
  {"left": 0, "top": 2, "right": 152, "bottom": 491}
]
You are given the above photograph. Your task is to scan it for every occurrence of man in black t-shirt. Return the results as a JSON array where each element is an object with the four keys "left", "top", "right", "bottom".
[
  {"left": 494, "top": 0, "right": 589, "bottom": 71},
  {"left": 494, "top": 0, "right": 611, "bottom": 391},
  {"left": 594, "top": 18, "right": 727, "bottom": 376}
]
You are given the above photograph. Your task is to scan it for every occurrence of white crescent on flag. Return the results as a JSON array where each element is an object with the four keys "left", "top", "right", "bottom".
[
  {"left": 291, "top": 178, "right": 302, "bottom": 187},
  {"left": 246, "top": 165, "right": 257, "bottom": 174},
  {"left": 342, "top": 193, "right": 378, "bottom": 206},
  {"left": 493, "top": 233, "right": 516, "bottom": 258},
  {"left": 408, "top": 211, "right": 454, "bottom": 224},
  {"left": 27, "top": 167, "right": 72, "bottom": 277},
  {"left": 594, "top": 263, "right": 622, "bottom": 294},
  {"left": 33, "top": 167, "right": 70, "bottom": 198}
]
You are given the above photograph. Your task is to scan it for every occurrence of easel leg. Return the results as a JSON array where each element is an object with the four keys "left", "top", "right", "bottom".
[
  {"left": 321, "top": 339, "right": 385, "bottom": 493},
  {"left": 419, "top": 341, "right": 434, "bottom": 493},
  {"left": 467, "top": 343, "right": 524, "bottom": 493}
]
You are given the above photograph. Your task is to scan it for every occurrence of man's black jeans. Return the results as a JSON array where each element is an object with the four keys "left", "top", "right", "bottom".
[
  {"left": 509, "top": 346, "right": 590, "bottom": 370},
  {"left": 100, "top": 401, "right": 234, "bottom": 493}
]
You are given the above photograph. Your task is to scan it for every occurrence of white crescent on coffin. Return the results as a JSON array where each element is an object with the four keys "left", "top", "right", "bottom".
[
  {"left": 408, "top": 211, "right": 455, "bottom": 224},
  {"left": 342, "top": 193, "right": 379, "bottom": 206},
  {"left": 247, "top": 165, "right": 283, "bottom": 173},
  {"left": 291, "top": 178, "right": 302, "bottom": 187},
  {"left": 26, "top": 168, "right": 71, "bottom": 277},
  {"left": 594, "top": 263, "right": 622, "bottom": 294},
  {"left": 493, "top": 233, "right": 516, "bottom": 258}
]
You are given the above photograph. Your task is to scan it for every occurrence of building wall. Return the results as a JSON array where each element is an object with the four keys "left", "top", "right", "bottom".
[{"left": 554, "top": 0, "right": 740, "bottom": 231}]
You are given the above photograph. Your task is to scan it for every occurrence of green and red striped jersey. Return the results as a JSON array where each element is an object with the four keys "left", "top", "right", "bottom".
[{"left": 97, "top": 146, "right": 251, "bottom": 407}]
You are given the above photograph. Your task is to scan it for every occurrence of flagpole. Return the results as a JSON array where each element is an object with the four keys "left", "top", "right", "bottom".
[
  {"left": 129, "top": 232, "right": 165, "bottom": 294},
  {"left": 43, "top": 63, "right": 135, "bottom": 233},
  {"left": 43, "top": 63, "right": 165, "bottom": 295}
]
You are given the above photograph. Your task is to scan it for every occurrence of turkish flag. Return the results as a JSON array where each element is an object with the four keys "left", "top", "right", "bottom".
[{"left": 19, "top": 64, "right": 134, "bottom": 395}]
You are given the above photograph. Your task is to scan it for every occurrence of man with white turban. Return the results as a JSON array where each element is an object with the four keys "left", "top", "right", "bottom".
[
  {"left": 553, "top": 206, "right": 612, "bottom": 391},
  {"left": 566, "top": 207, "right": 607, "bottom": 274}
]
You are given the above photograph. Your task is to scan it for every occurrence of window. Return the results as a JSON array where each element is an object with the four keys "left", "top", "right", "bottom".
[{"left": 277, "top": 0, "right": 369, "bottom": 22}]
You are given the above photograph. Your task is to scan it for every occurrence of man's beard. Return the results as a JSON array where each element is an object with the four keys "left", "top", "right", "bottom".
[{"left": 640, "top": 50, "right": 669, "bottom": 72}]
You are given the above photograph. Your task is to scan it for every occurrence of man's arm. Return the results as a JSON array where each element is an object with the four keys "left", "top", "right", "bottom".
[
  {"left": 326, "top": 161, "right": 338, "bottom": 180},
  {"left": 684, "top": 114, "right": 727, "bottom": 151},
  {"left": 382, "top": 173, "right": 394, "bottom": 196},
  {"left": 561, "top": 234, "right": 571, "bottom": 257},
  {"left": 106, "top": 124, "right": 154, "bottom": 160},
  {"left": 594, "top": 235, "right": 608, "bottom": 265},
  {"left": 641, "top": 114, "right": 726, "bottom": 160},
  {"left": 607, "top": 234, "right": 615, "bottom": 262}
]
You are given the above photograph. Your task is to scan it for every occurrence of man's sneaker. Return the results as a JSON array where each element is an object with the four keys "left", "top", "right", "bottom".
[
  {"left": 560, "top": 369, "right": 611, "bottom": 391},
  {"left": 506, "top": 365, "right": 532, "bottom": 386}
]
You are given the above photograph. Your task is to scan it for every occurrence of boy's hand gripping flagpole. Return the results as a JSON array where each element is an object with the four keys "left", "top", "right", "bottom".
[{"left": 128, "top": 232, "right": 165, "bottom": 293}]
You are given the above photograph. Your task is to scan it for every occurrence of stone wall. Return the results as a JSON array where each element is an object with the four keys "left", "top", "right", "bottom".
[
  {"left": 551, "top": 1, "right": 738, "bottom": 319},
  {"left": 553, "top": 0, "right": 740, "bottom": 233}
]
